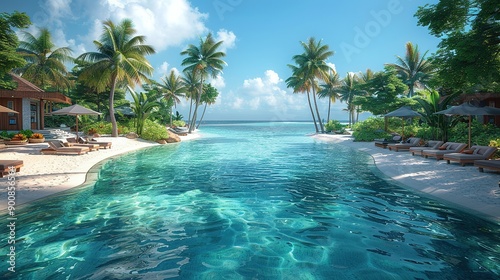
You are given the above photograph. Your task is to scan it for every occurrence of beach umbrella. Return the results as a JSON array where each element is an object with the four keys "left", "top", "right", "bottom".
[
  {"left": 51, "top": 104, "right": 102, "bottom": 137},
  {"left": 384, "top": 106, "right": 422, "bottom": 139},
  {"left": 0, "top": 105, "right": 18, "bottom": 114},
  {"left": 434, "top": 102, "right": 500, "bottom": 147}
]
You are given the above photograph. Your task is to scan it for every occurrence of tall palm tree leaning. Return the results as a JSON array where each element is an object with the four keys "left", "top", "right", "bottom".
[
  {"left": 290, "top": 38, "right": 334, "bottom": 134},
  {"left": 157, "top": 70, "right": 186, "bottom": 127},
  {"left": 286, "top": 67, "right": 320, "bottom": 133},
  {"left": 15, "top": 27, "right": 73, "bottom": 90},
  {"left": 181, "top": 71, "right": 200, "bottom": 126},
  {"left": 386, "top": 42, "right": 433, "bottom": 97},
  {"left": 338, "top": 72, "right": 362, "bottom": 128},
  {"left": 181, "top": 33, "right": 226, "bottom": 133},
  {"left": 77, "top": 19, "right": 155, "bottom": 137},
  {"left": 318, "top": 70, "right": 340, "bottom": 123}
]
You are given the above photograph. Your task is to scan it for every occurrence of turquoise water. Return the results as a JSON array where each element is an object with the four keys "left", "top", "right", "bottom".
[{"left": 1, "top": 122, "right": 499, "bottom": 279}]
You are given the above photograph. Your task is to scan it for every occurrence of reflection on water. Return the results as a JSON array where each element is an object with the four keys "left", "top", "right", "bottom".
[{"left": 0, "top": 122, "right": 499, "bottom": 279}]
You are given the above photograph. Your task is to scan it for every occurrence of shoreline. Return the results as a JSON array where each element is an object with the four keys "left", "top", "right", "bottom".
[
  {"left": 0, "top": 133, "right": 201, "bottom": 211},
  {"left": 312, "top": 133, "right": 500, "bottom": 223}
]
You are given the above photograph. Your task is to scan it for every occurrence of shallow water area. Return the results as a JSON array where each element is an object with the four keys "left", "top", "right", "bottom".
[{"left": 1, "top": 122, "right": 499, "bottom": 279}]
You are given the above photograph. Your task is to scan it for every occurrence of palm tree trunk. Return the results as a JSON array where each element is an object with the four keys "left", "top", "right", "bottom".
[
  {"left": 109, "top": 76, "right": 118, "bottom": 137},
  {"left": 197, "top": 103, "right": 208, "bottom": 129},
  {"left": 311, "top": 86, "right": 324, "bottom": 133},
  {"left": 188, "top": 98, "right": 193, "bottom": 125},
  {"left": 327, "top": 99, "right": 331, "bottom": 123},
  {"left": 306, "top": 91, "right": 319, "bottom": 133},
  {"left": 189, "top": 79, "right": 203, "bottom": 133}
]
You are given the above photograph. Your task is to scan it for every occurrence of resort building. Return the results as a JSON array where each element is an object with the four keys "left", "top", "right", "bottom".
[{"left": 0, "top": 74, "right": 71, "bottom": 131}]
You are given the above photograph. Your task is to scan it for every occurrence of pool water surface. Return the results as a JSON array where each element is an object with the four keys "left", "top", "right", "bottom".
[{"left": 1, "top": 122, "right": 499, "bottom": 279}]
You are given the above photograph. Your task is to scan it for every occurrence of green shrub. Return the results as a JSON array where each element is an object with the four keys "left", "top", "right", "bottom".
[
  {"left": 85, "top": 121, "right": 131, "bottom": 135},
  {"left": 18, "top": 129, "right": 33, "bottom": 138},
  {"left": 172, "top": 120, "right": 186, "bottom": 128},
  {"left": 352, "top": 117, "right": 390, "bottom": 141},
  {"left": 324, "top": 120, "right": 345, "bottom": 133},
  {"left": 141, "top": 119, "right": 169, "bottom": 141},
  {"left": 448, "top": 120, "right": 500, "bottom": 146}
]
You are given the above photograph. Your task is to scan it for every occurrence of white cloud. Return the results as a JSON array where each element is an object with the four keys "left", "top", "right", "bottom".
[
  {"left": 209, "top": 75, "right": 226, "bottom": 89},
  {"left": 215, "top": 29, "right": 236, "bottom": 53}
]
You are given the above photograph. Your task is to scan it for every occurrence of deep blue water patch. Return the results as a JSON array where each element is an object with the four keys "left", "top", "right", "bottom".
[{"left": 1, "top": 122, "right": 499, "bottom": 279}]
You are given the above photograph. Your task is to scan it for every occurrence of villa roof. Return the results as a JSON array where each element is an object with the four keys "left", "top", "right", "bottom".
[{"left": 0, "top": 74, "right": 71, "bottom": 104}]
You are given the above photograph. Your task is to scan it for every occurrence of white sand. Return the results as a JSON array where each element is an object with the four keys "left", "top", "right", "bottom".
[
  {"left": 1, "top": 132, "right": 498, "bottom": 222},
  {"left": 0, "top": 133, "right": 200, "bottom": 210},
  {"left": 313, "top": 134, "right": 500, "bottom": 222}
]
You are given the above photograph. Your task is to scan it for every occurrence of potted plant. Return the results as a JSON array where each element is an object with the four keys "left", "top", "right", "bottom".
[
  {"left": 29, "top": 133, "right": 45, "bottom": 143},
  {"left": 5, "top": 133, "right": 28, "bottom": 145}
]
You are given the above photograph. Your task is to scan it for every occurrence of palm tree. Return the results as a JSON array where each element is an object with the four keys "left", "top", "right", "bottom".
[
  {"left": 127, "top": 86, "right": 159, "bottom": 135},
  {"left": 386, "top": 42, "right": 434, "bottom": 97},
  {"left": 290, "top": 38, "right": 334, "bottom": 133},
  {"left": 197, "top": 83, "right": 219, "bottom": 129},
  {"left": 157, "top": 70, "right": 186, "bottom": 127},
  {"left": 181, "top": 33, "right": 226, "bottom": 133},
  {"left": 77, "top": 19, "right": 155, "bottom": 137},
  {"left": 15, "top": 27, "right": 73, "bottom": 90},
  {"left": 181, "top": 71, "right": 200, "bottom": 126},
  {"left": 286, "top": 66, "right": 319, "bottom": 132},
  {"left": 318, "top": 70, "right": 340, "bottom": 123},
  {"left": 338, "top": 72, "right": 363, "bottom": 127}
]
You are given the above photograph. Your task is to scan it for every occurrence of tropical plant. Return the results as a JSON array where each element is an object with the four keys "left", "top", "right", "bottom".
[
  {"left": 324, "top": 120, "right": 344, "bottom": 133},
  {"left": 197, "top": 83, "right": 219, "bottom": 129},
  {"left": 415, "top": 0, "right": 500, "bottom": 91},
  {"left": 0, "top": 11, "right": 31, "bottom": 89},
  {"left": 181, "top": 71, "right": 200, "bottom": 125},
  {"left": 286, "top": 66, "right": 320, "bottom": 132},
  {"left": 385, "top": 42, "right": 434, "bottom": 97},
  {"left": 172, "top": 120, "right": 186, "bottom": 128},
  {"left": 173, "top": 111, "right": 184, "bottom": 121},
  {"left": 140, "top": 119, "right": 169, "bottom": 142},
  {"left": 181, "top": 33, "right": 226, "bottom": 133},
  {"left": 318, "top": 70, "right": 340, "bottom": 123},
  {"left": 156, "top": 70, "right": 186, "bottom": 127},
  {"left": 77, "top": 19, "right": 155, "bottom": 137},
  {"left": 415, "top": 89, "right": 460, "bottom": 141},
  {"left": 338, "top": 72, "right": 364, "bottom": 128},
  {"left": 14, "top": 27, "right": 73, "bottom": 90},
  {"left": 128, "top": 86, "right": 159, "bottom": 135},
  {"left": 289, "top": 38, "right": 334, "bottom": 133}
]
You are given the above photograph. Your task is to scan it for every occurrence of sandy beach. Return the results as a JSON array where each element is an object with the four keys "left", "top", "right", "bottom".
[
  {"left": 1, "top": 132, "right": 499, "bottom": 223},
  {"left": 313, "top": 134, "right": 500, "bottom": 222},
  {"left": 0, "top": 133, "right": 200, "bottom": 210}
]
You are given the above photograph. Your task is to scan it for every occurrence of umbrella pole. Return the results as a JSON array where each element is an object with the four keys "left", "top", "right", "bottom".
[
  {"left": 468, "top": 115, "right": 471, "bottom": 148},
  {"left": 76, "top": 115, "right": 79, "bottom": 139},
  {"left": 402, "top": 118, "right": 405, "bottom": 140}
]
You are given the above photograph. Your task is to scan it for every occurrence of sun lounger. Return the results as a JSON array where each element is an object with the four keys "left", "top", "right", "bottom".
[
  {"left": 40, "top": 141, "right": 90, "bottom": 155},
  {"left": 409, "top": 140, "right": 444, "bottom": 156},
  {"left": 78, "top": 137, "right": 112, "bottom": 149},
  {"left": 443, "top": 146, "right": 498, "bottom": 166},
  {"left": 421, "top": 142, "right": 467, "bottom": 160},
  {"left": 474, "top": 159, "right": 500, "bottom": 173},
  {"left": 388, "top": 137, "right": 421, "bottom": 152},
  {"left": 64, "top": 139, "right": 100, "bottom": 151},
  {"left": 374, "top": 135, "right": 402, "bottom": 148},
  {"left": 0, "top": 160, "right": 23, "bottom": 177}
]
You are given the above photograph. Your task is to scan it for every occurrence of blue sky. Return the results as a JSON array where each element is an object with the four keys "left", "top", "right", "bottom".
[{"left": 3, "top": 0, "right": 440, "bottom": 121}]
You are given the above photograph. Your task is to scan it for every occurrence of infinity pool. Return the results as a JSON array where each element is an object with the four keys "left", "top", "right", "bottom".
[{"left": 1, "top": 122, "right": 499, "bottom": 279}]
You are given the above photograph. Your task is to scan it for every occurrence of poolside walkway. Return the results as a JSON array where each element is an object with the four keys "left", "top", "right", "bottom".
[{"left": 313, "top": 134, "right": 500, "bottom": 223}]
